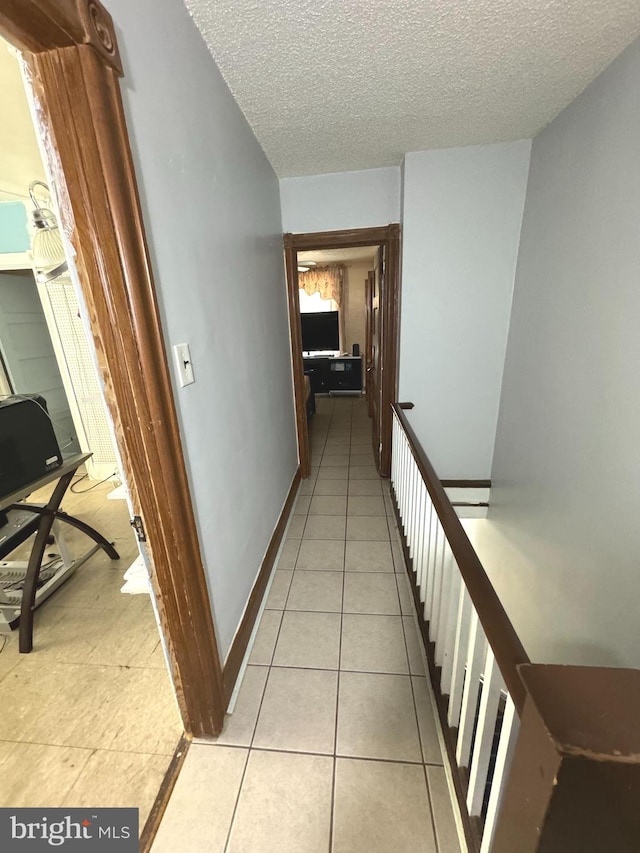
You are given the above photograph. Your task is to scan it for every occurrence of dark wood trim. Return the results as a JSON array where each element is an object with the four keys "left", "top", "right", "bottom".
[
  {"left": 289, "top": 226, "right": 394, "bottom": 250},
  {"left": 450, "top": 502, "right": 490, "bottom": 508},
  {"left": 441, "top": 479, "right": 492, "bottom": 489},
  {"left": 392, "top": 404, "right": 529, "bottom": 712},
  {"left": 283, "top": 225, "right": 401, "bottom": 479},
  {"left": 398, "top": 401, "right": 414, "bottom": 410},
  {"left": 283, "top": 237, "right": 311, "bottom": 477},
  {"left": 390, "top": 487, "right": 480, "bottom": 853},
  {"left": 0, "top": 0, "right": 123, "bottom": 73},
  {"left": 223, "top": 466, "right": 302, "bottom": 702},
  {"left": 380, "top": 224, "right": 401, "bottom": 477},
  {"left": 3, "top": 2, "right": 225, "bottom": 737},
  {"left": 140, "top": 734, "right": 190, "bottom": 853}
]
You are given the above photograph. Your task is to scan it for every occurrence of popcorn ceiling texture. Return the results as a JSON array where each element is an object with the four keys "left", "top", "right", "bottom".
[{"left": 184, "top": 0, "right": 640, "bottom": 177}]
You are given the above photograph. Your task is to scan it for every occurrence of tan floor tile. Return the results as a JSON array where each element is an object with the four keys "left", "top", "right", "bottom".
[
  {"left": 227, "top": 750, "right": 333, "bottom": 853},
  {"left": 392, "top": 539, "right": 406, "bottom": 573},
  {"left": 309, "top": 495, "right": 347, "bottom": 516},
  {"left": 333, "top": 758, "right": 436, "bottom": 853},
  {"left": 403, "top": 616, "right": 426, "bottom": 676},
  {"left": 336, "top": 672, "right": 422, "bottom": 762},
  {"left": 348, "top": 480, "right": 383, "bottom": 496},
  {"left": 249, "top": 610, "right": 283, "bottom": 665},
  {"left": 316, "top": 467, "right": 349, "bottom": 481},
  {"left": 323, "top": 443, "right": 350, "bottom": 454},
  {"left": 209, "top": 665, "right": 269, "bottom": 747},
  {"left": 349, "top": 466, "right": 380, "bottom": 480},
  {"left": 152, "top": 745, "right": 247, "bottom": 853},
  {"left": 296, "top": 539, "right": 345, "bottom": 571},
  {"left": 312, "top": 479, "right": 348, "bottom": 496},
  {"left": 349, "top": 454, "right": 376, "bottom": 467},
  {"left": 253, "top": 667, "right": 338, "bottom": 754},
  {"left": 413, "top": 677, "right": 444, "bottom": 765},
  {"left": 277, "top": 539, "right": 300, "bottom": 570},
  {"left": 341, "top": 614, "right": 409, "bottom": 674},
  {"left": 298, "top": 478, "right": 317, "bottom": 496},
  {"left": 427, "top": 765, "right": 463, "bottom": 852},
  {"left": 286, "top": 516, "right": 306, "bottom": 539},
  {"left": 343, "top": 573, "right": 400, "bottom": 615},
  {"left": 273, "top": 611, "right": 341, "bottom": 669},
  {"left": 321, "top": 454, "right": 350, "bottom": 467},
  {"left": 346, "top": 516, "right": 390, "bottom": 540},
  {"left": 303, "top": 515, "right": 346, "bottom": 540},
  {"left": 286, "top": 571, "right": 343, "bottom": 612},
  {"left": 347, "top": 496, "right": 386, "bottom": 516},
  {"left": 61, "top": 749, "right": 171, "bottom": 827},
  {"left": 294, "top": 495, "right": 311, "bottom": 515},
  {"left": 265, "top": 571, "right": 293, "bottom": 610},
  {"left": 0, "top": 741, "right": 91, "bottom": 807},
  {"left": 344, "top": 541, "right": 394, "bottom": 573},
  {"left": 396, "top": 573, "right": 415, "bottom": 615}
]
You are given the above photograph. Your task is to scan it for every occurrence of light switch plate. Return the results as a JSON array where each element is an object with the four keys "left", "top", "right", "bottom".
[{"left": 173, "top": 343, "right": 195, "bottom": 387}]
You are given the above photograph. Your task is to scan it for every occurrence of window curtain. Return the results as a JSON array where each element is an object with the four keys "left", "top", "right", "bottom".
[{"left": 299, "top": 264, "right": 345, "bottom": 352}]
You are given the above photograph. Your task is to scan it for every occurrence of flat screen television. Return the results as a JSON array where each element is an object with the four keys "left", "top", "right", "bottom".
[{"left": 301, "top": 311, "right": 339, "bottom": 352}]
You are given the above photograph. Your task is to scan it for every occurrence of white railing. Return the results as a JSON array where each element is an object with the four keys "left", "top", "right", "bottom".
[{"left": 391, "top": 406, "right": 528, "bottom": 852}]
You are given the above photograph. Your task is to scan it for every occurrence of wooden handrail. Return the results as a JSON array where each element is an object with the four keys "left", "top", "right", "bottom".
[{"left": 392, "top": 403, "right": 530, "bottom": 713}]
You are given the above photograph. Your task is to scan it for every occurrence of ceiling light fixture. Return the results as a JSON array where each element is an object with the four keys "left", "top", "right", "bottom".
[{"left": 28, "top": 180, "right": 68, "bottom": 283}]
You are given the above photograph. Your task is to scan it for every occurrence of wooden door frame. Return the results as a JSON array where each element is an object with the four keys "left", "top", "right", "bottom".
[
  {"left": 1, "top": 1, "right": 225, "bottom": 737},
  {"left": 283, "top": 225, "right": 401, "bottom": 478}
]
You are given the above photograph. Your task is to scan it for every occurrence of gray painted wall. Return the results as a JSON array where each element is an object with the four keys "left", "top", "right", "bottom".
[
  {"left": 399, "top": 142, "right": 531, "bottom": 478},
  {"left": 107, "top": 0, "right": 298, "bottom": 659},
  {"left": 0, "top": 270, "right": 78, "bottom": 453},
  {"left": 280, "top": 167, "right": 401, "bottom": 233},
  {"left": 484, "top": 37, "right": 640, "bottom": 668}
]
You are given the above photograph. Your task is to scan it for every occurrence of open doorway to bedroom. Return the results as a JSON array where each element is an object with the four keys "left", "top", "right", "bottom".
[
  {"left": 283, "top": 225, "right": 401, "bottom": 481},
  {"left": 0, "top": 33, "right": 182, "bottom": 829},
  {"left": 296, "top": 247, "right": 378, "bottom": 469}
]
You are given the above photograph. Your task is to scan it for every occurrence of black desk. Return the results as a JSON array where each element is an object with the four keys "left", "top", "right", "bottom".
[
  {"left": 303, "top": 356, "right": 362, "bottom": 394},
  {"left": 0, "top": 452, "right": 120, "bottom": 652}
]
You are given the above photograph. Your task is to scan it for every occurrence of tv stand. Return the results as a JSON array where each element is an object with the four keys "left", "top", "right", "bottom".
[{"left": 303, "top": 356, "right": 362, "bottom": 394}]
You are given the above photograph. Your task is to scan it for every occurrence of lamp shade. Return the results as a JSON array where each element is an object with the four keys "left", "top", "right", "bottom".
[{"left": 28, "top": 181, "right": 69, "bottom": 282}]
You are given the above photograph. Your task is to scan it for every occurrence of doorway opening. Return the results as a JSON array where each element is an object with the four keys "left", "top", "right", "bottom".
[
  {"left": 284, "top": 225, "right": 401, "bottom": 480},
  {"left": 0, "top": 4, "right": 228, "bottom": 841},
  {"left": 0, "top": 33, "right": 183, "bottom": 827}
]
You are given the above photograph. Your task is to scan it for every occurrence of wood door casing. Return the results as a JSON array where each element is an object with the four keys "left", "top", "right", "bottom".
[
  {"left": 365, "top": 269, "right": 374, "bottom": 415},
  {"left": 371, "top": 249, "right": 382, "bottom": 469},
  {"left": 284, "top": 226, "right": 400, "bottom": 479}
]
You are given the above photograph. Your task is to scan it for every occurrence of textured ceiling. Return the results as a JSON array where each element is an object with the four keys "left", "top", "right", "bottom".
[
  {"left": 184, "top": 0, "right": 640, "bottom": 177},
  {"left": 0, "top": 38, "right": 46, "bottom": 200},
  {"left": 298, "top": 247, "right": 378, "bottom": 266}
]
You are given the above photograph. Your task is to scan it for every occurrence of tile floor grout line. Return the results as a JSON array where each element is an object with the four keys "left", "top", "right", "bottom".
[
  {"left": 329, "top": 399, "right": 349, "bottom": 853},
  {"left": 221, "top": 746, "right": 252, "bottom": 853},
  {"left": 423, "top": 761, "right": 443, "bottom": 853},
  {"left": 191, "top": 740, "right": 444, "bottom": 769}
]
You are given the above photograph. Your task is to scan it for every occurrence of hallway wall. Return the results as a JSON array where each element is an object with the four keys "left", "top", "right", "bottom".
[
  {"left": 478, "top": 35, "right": 640, "bottom": 669},
  {"left": 280, "top": 167, "right": 401, "bottom": 233},
  {"left": 399, "top": 141, "right": 531, "bottom": 479},
  {"left": 108, "top": 0, "right": 298, "bottom": 659}
]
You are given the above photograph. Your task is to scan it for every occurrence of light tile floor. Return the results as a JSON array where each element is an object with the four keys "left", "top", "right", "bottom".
[
  {"left": 0, "top": 478, "right": 182, "bottom": 826},
  {"left": 153, "top": 397, "right": 462, "bottom": 853}
]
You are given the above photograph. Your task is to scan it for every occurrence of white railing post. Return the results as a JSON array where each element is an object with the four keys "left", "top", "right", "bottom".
[
  {"left": 480, "top": 694, "right": 520, "bottom": 853},
  {"left": 467, "top": 649, "right": 505, "bottom": 818}
]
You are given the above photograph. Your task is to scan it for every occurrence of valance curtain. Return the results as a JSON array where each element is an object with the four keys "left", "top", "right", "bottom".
[
  {"left": 299, "top": 264, "right": 345, "bottom": 351},
  {"left": 298, "top": 264, "right": 345, "bottom": 306}
]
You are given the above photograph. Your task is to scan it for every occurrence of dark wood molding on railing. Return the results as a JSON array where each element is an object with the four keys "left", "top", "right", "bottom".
[
  {"left": 441, "top": 479, "right": 492, "bottom": 489},
  {"left": 398, "top": 401, "right": 414, "bottom": 409},
  {"left": 392, "top": 403, "right": 529, "bottom": 712}
]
